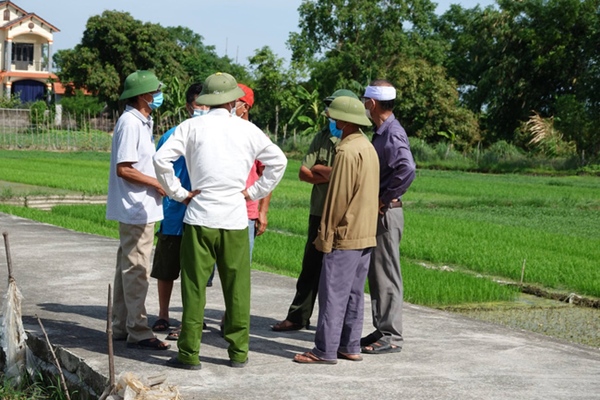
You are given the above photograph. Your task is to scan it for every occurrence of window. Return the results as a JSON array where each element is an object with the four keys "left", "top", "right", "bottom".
[
  {"left": 12, "top": 43, "right": 34, "bottom": 63},
  {"left": 3, "top": 9, "right": 9, "bottom": 21}
]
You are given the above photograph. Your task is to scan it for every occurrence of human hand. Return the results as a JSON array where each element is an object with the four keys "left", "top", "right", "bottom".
[
  {"left": 256, "top": 213, "right": 268, "bottom": 236},
  {"left": 183, "top": 189, "right": 201, "bottom": 206},
  {"left": 155, "top": 185, "right": 167, "bottom": 197}
]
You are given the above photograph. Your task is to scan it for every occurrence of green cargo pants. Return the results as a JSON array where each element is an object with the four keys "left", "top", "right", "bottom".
[{"left": 177, "top": 224, "right": 250, "bottom": 365}]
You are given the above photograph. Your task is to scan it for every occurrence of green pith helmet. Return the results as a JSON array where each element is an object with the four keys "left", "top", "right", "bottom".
[
  {"left": 323, "top": 89, "right": 359, "bottom": 105},
  {"left": 327, "top": 96, "right": 372, "bottom": 127},
  {"left": 195, "top": 72, "right": 245, "bottom": 106},
  {"left": 119, "top": 70, "right": 162, "bottom": 100}
]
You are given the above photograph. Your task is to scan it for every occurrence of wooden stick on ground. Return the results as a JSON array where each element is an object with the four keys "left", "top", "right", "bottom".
[
  {"left": 107, "top": 284, "right": 115, "bottom": 390},
  {"left": 99, "top": 284, "right": 116, "bottom": 400},
  {"left": 36, "top": 315, "right": 71, "bottom": 400}
]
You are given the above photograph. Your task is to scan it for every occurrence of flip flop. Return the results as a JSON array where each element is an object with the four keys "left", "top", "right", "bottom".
[
  {"left": 293, "top": 352, "right": 337, "bottom": 365},
  {"left": 337, "top": 351, "right": 363, "bottom": 361},
  {"left": 151, "top": 318, "right": 170, "bottom": 332},
  {"left": 127, "top": 338, "right": 171, "bottom": 350},
  {"left": 361, "top": 340, "right": 401, "bottom": 354}
]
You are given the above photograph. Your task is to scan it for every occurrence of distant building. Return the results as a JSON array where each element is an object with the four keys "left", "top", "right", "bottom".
[{"left": 0, "top": 1, "right": 60, "bottom": 103}]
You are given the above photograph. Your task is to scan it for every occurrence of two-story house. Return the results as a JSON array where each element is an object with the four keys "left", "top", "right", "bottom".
[{"left": 0, "top": 1, "right": 59, "bottom": 103}]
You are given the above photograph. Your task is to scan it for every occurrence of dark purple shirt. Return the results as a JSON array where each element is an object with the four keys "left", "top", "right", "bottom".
[{"left": 371, "top": 114, "right": 416, "bottom": 205}]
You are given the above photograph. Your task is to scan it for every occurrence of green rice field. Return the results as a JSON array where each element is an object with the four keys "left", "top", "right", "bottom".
[{"left": 0, "top": 150, "right": 599, "bottom": 308}]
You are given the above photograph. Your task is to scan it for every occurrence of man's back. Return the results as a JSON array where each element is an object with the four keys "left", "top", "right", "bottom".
[{"left": 154, "top": 109, "right": 287, "bottom": 230}]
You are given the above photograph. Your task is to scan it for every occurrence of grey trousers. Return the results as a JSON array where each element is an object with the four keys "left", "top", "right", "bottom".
[
  {"left": 313, "top": 248, "right": 372, "bottom": 360},
  {"left": 367, "top": 207, "right": 404, "bottom": 347}
]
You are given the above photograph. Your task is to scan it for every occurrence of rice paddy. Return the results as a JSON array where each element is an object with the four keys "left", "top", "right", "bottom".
[{"left": 0, "top": 151, "right": 598, "bottom": 347}]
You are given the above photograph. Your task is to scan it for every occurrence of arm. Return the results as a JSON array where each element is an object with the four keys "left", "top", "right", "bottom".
[
  {"left": 153, "top": 124, "right": 195, "bottom": 202},
  {"left": 117, "top": 163, "right": 166, "bottom": 197},
  {"left": 298, "top": 164, "right": 332, "bottom": 184},
  {"left": 245, "top": 138, "right": 288, "bottom": 201},
  {"left": 380, "top": 133, "right": 416, "bottom": 205},
  {"left": 255, "top": 192, "right": 272, "bottom": 236},
  {"left": 313, "top": 151, "right": 355, "bottom": 253}
]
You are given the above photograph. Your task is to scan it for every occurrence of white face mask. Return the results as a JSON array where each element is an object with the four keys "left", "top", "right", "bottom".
[
  {"left": 230, "top": 101, "right": 238, "bottom": 117},
  {"left": 193, "top": 109, "right": 209, "bottom": 118}
]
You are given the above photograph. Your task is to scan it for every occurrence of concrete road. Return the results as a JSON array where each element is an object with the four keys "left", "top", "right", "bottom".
[{"left": 1, "top": 212, "right": 599, "bottom": 399}]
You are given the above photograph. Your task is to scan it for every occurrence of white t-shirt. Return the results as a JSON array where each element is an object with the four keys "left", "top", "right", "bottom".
[
  {"left": 106, "top": 106, "right": 163, "bottom": 224},
  {"left": 153, "top": 108, "right": 287, "bottom": 230}
]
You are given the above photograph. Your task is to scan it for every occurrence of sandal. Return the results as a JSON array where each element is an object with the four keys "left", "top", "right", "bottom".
[
  {"left": 166, "top": 326, "right": 181, "bottom": 341},
  {"left": 361, "top": 340, "right": 401, "bottom": 354},
  {"left": 127, "top": 338, "right": 171, "bottom": 350},
  {"left": 293, "top": 352, "right": 337, "bottom": 365},
  {"left": 360, "top": 331, "right": 383, "bottom": 347},
  {"left": 151, "top": 318, "right": 170, "bottom": 332},
  {"left": 337, "top": 351, "right": 363, "bottom": 361}
]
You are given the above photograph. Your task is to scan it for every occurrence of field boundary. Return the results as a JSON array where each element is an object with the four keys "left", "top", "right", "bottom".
[{"left": 0, "top": 195, "right": 107, "bottom": 210}]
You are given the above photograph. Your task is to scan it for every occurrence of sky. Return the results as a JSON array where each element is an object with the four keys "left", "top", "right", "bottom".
[{"left": 14, "top": 0, "right": 496, "bottom": 66}]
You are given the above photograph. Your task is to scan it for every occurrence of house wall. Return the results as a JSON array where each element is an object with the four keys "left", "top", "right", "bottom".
[{"left": 1, "top": 2, "right": 59, "bottom": 101}]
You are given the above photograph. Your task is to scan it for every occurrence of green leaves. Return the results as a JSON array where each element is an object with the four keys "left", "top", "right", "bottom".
[
  {"left": 438, "top": 0, "right": 600, "bottom": 156},
  {"left": 54, "top": 10, "right": 245, "bottom": 118}
]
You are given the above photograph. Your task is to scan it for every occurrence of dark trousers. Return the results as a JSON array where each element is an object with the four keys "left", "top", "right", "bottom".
[{"left": 285, "top": 214, "right": 323, "bottom": 325}]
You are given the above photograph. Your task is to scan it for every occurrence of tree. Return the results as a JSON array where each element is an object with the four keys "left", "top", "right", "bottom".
[
  {"left": 248, "top": 46, "right": 298, "bottom": 136},
  {"left": 287, "top": 86, "right": 326, "bottom": 137},
  {"left": 55, "top": 11, "right": 187, "bottom": 110},
  {"left": 438, "top": 0, "right": 600, "bottom": 156},
  {"left": 288, "top": 0, "right": 478, "bottom": 146},
  {"left": 166, "top": 26, "right": 251, "bottom": 84},
  {"left": 55, "top": 11, "right": 250, "bottom": 115}
]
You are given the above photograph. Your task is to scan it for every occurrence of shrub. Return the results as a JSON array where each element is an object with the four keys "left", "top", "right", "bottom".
[
  {"left": 60, "top": 90, "right": 105, "bottom": 129},
  {"left": 0, "top": 93, "right": 21, "bottom": 108},
  {"left": 479, "top": 140, "right": 526, "bottom": 169},
  {"left": 29, "top": 101, "right": 48, "bottom": 126},
  {"left": 409, "top": 137, "right": 438, "bottom": 163}
]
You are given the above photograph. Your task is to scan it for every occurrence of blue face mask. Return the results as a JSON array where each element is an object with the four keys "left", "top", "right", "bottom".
[
  {"left": 193, "top": 108, "right": 209, "bottom": 118},
  {"left": 329, "top": 119, "right": 342, "bottom": 138},
  {"left": 147, "top": 92, "right": 163, "bottom": 110}
]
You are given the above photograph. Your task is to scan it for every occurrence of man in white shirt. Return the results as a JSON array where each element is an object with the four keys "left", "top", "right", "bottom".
[
  {"left": 106, "top": 70, "right": 170, "bottom": 351},
  {"left": 154, "top": 72, "right": 287, "bottom": 370}
]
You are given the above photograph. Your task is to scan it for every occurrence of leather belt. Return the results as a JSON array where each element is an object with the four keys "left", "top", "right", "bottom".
[{"left": 388, "top": 199, "right": 403, "bottom": 209}]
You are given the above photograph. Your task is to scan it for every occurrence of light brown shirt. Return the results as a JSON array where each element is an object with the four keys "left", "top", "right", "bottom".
[{"left": 314, "top": 131, "right": 380, "bottom": 253}]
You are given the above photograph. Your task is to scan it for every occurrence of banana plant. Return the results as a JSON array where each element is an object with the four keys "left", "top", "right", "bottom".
[{"left": 287, "top": 86, "right": 326, "bottom": 136}]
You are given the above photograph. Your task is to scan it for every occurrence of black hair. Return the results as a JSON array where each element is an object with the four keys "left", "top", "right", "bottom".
[{"left": 185, "top": 83, "right": 203, "bottom": 105}]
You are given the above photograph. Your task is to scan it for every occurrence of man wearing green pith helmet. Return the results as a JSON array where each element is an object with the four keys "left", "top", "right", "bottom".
[
  {"left": 106, "top": 70, "right": 170, "bottom": 351},
  {"left": 294, "top": 96, "right": 379, "bottom": 364},
  {"left": 154, "top": 72, "right": 287, "bottom": 370},
  {"left": 272, "top": 89, "right": 360, "bottom": 332}
]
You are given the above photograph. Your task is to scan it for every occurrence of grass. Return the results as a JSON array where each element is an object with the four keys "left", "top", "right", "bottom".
[
  {"left": 0, "top": 152, "right": 598, "bottom": 307},
  {"left": 0, "top": 373, "right": 71, "bottom": 400},
  {"left": 402, "top": 169, "right": 600, "bottom": 297},
  {"left": 0, "top": 150, "right": 110, "bottom": 195}
]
